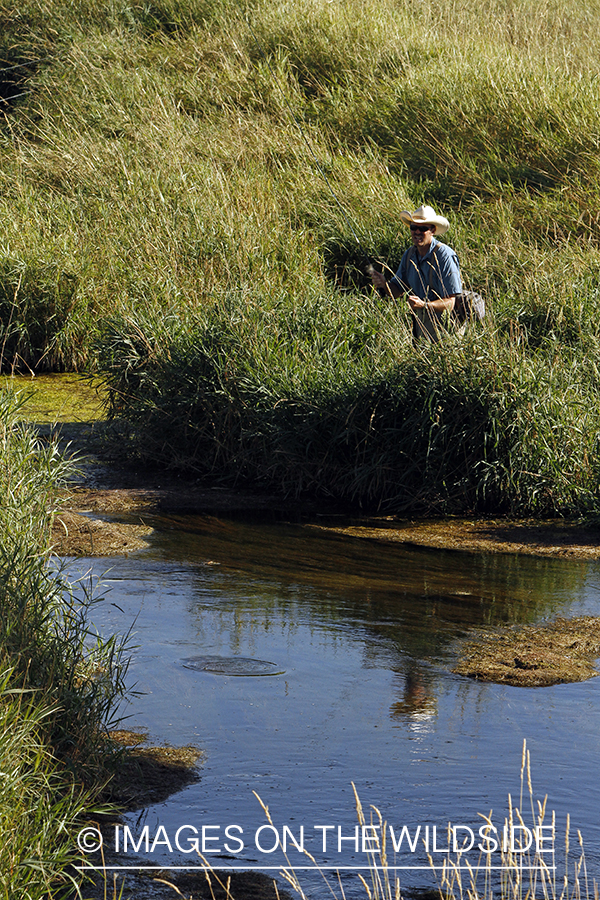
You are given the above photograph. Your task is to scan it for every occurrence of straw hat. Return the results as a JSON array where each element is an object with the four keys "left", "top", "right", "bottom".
[{"left": 399, "top": 205, "right": 450, "bottom": 236}]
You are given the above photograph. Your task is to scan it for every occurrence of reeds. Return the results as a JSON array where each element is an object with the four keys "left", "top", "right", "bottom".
[
  {"left": 0, "top": 388, "right": 129, "bottom": 897},
  {"left": 96, "top": 291, "right": 600, "bottom": 515},
  {"left": 0, "top": 674, "right": 89, "bottom": 898},
  {"left": 425, "top": 743, "right": 592, "bottom": 900},
  {"left": 244, "top": 742, "right": 592, "bottom": 900}
]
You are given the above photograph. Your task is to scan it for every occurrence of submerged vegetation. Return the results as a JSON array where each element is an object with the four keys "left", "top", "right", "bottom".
[
  {"left": 454, "top": 616, "right": 600, "bottom": 686},
  {"left": 0, "top": 390, "right": 128, "bottom": 897},
  {"left": 3, "top": 0, "right": 600, "bottom": 512}
]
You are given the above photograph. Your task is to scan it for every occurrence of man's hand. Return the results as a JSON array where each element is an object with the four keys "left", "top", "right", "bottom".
[
  {"left": 370, "top": 269, "right": 402, "bottom": 299},
  {"left": 370, "top": 270, "right": 387, "bottom": 291},
  {"left": 406, "top": 294, "right": 426, "bottom": 310}
]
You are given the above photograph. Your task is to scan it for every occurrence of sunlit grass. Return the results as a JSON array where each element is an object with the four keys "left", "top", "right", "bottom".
[
  {"left": 2, "top": 0, "right": 600, "bottom": 369},
  {"left": 0, "top": 388, "right": 128, "bottom": 897},
  {"left": 3, "top": 0, "right": 600, "bottom": 512},
  {"left": 96, "top": 292, "right": 600, "bottom": 516}
]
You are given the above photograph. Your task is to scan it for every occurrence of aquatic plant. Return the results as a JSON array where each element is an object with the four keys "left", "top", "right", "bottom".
[{"left": 453, "top": 617, "right": 600, "bottom": 687}]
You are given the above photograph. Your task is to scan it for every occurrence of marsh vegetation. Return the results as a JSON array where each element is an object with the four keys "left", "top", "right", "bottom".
[
  {"left": 3, "top": 0, "right": 600, "bottom": 513},
  {"left": 0, "top": 390, "right": 132, "bottom": 897},
  {"left": 5, "top": 3, "right": 600, "bottom": 892}
]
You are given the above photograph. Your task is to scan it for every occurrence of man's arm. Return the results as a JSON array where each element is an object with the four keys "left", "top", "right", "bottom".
[
  {"left": 407, "top": 294, "right": 457, "bottom": 313},
  {"left": 428, "top": 246, "right": 461, "bottom": 309}
]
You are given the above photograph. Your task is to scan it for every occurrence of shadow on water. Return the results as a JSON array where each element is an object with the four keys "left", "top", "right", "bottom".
[
  {"left": 139, "top": 512, "right": 588, "bottom": 714},
  {"left": 76, "top": 511, "right": 600, "bottom": 896}
]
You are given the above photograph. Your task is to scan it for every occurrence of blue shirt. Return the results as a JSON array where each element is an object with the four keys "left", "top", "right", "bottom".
[{"left": 390, "top": 238, "right": 462, "bottom": 301}]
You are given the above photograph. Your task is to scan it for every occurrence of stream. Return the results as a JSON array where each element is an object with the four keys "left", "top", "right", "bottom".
[{"left": 66, "top": 511, "right": 600, "bottom": 898}]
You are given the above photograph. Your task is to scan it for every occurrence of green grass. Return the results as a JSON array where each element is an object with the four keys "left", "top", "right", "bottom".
[
  {"left": 2, "top": 0, "right": 600, "bottom": 513},
  {"left": 0, "top": 388, "right": 129, "bottom": 897},
  {"left": 97, "top": 294, "right": 600, "bottom": 516},
  {"left": 1, "top": 0, "right": 600, "bottom": 366}
]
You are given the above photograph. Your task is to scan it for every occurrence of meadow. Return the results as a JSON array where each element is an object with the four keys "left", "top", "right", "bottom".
[{"left": 3, "top": 0, "right": 600, "bottom": 513}]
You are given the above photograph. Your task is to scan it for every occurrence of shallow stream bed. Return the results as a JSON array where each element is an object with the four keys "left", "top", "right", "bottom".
[{"left": 67, "top": 512, "right": 600, "bottom": 898}]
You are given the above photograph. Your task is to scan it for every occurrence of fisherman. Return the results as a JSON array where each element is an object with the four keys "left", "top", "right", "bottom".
[{"left": 370, "top": 205, "right": 462, "bottom": 342}]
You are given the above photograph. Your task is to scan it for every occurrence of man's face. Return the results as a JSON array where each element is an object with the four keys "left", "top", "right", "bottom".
[{"left": 410, "top": 223, "right": 435, "bottom": 252}]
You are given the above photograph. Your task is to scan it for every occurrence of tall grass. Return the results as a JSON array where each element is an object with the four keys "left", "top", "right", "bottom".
[
  {"left": 3, "top": 0, "right": 600, "bottom": 513},
  {"left": 0, "top": 675, "right": 89, "bottom": 898},
  {"left": 97, "top": 291, "right": 600, "bottom": 516},
  {"left": 1, "top": 0, "right": 600, "bottom": 367},
  {"left": 0, "top": 389, "right": 129, "bottom": 897}
]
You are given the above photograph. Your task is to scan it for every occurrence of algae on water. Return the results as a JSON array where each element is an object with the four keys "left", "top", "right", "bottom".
[{"left": 453, "top": 616, "right": 600, "bottom": 686}]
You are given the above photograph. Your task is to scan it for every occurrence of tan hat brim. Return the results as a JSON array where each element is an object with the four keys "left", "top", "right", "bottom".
[{"left": 399, "top": 210, "right": 450, "bottom": 236}]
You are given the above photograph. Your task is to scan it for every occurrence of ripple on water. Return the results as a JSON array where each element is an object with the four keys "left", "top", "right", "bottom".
[{"left": 181, "top": 655, "right": 285, "bottom": 676}]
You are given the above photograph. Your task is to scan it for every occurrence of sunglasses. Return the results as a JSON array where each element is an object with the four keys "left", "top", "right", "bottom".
[{"left": 409, "top": 224, "right": 433, "bottom": 233}]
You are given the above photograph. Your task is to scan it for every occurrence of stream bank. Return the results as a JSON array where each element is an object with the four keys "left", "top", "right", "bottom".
[
  {"left": 10, "top": 373, "right": 600, "bottom": 561},
  {"left": 46, "top": 420, "right": 600, "bottom": 562},
  {"left": 9, "top": 375, "right": 600, "bottom": 900}
]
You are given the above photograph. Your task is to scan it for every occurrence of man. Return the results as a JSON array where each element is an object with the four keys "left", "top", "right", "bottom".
[{"left": 370, "top": 205, "right": 462, "bottom": 342}]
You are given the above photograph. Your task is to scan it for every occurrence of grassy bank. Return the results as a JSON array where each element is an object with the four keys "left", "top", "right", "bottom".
[
  {"left": 0, "top": 389, "right": 127, "bottom": 897},
  {"left": 3, "top": 0, "right": 600, "bottom": 512},
  {"left": 98, "top": 296, "right": 600, "bottom": 516},
  {"left": 2, "top": 0, "right": 600, "bottom": 368}
]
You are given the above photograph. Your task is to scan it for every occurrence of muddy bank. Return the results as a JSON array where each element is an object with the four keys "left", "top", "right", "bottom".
[
  {"left": 43, "top": 421, "right": 600, "bottom": 560},
  {"left": 54, "top": 492, "right": 600, "bottom": 560},
  {"left": 13, "top": 367, "right": 600, "bottom": 560},
  {"left": 51, "top": 509, "right": 153, "bottom": 555},
  {"left": 47, "top": 420, "right": 291, "bottom": 556},
  {"left": 85, "top": 729, "right": 293, "bottom": 900},
  {"left": 304, "top": 517, "right": 600, "bottom": 560},
  {"left": 105, "top": 730, "right": 204, "bottom": 810},
  {"left": 453, "top": 616, "right": 600, "bottom": 686}
]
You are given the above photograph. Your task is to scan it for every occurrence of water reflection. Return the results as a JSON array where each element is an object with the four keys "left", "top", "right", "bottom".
[
  {"left": 149, "top": 514, "right": 587, "bottom": 622},
  {"left": 75, "top": 512, "right": 600, "bottom": 894},
  {"left": 144, "top": 511, "right": 588, "bottom": 710},
  {"left": 390, "top": 665, "right": 437, "bottom": 721}
]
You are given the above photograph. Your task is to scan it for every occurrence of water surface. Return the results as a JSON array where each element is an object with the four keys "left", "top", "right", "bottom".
[{"left": 71, "top": 514, "right": 600, "bottom": 896}]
